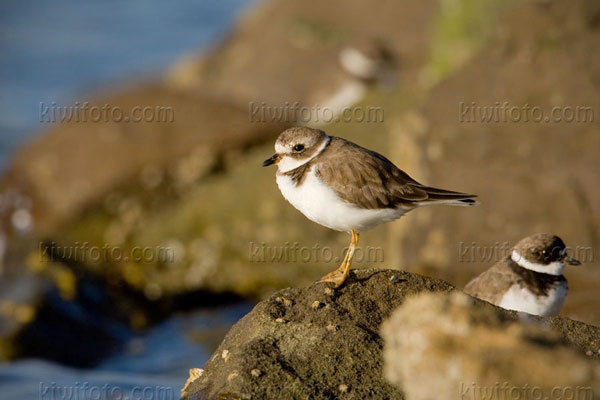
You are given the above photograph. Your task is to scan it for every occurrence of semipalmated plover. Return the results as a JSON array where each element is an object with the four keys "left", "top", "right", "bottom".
[
  {"left": 339, "top": 39, "right": 395, "bottom": 83},
  {"left": 464, "top": 234, "right": 581, "bottom": 316},
  {"left": 263, "top": 127, "right": 477, "bottom": 287}
]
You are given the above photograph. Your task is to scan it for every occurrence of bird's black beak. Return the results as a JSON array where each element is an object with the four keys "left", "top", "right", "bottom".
[{"left": 262, "top": 154, "right": 280, "bottom": 167}]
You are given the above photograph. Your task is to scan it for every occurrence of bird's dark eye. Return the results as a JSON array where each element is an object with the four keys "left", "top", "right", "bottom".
[{"left": 293, "top": 144, "right": 305, "bottom": 152}]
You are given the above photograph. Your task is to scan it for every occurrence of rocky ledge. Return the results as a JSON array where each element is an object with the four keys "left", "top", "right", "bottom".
[{"left": 180, "top": 269, "right": 600, "bottom": 400}]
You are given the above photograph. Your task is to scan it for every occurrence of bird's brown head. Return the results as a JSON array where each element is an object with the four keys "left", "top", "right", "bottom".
[
  {"left": 511, "top": 233, "right": 580, "bottom": 274},
  {"left": 262, "top": 127, "right": 329, "bottom": 172}
]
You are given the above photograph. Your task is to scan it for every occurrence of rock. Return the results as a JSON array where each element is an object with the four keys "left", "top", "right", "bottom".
[
  {"left": 180, "top": 269, "right": 600, "bottom": 400},
  {"left": 3, "top": 239, "right": 250, "bottom": 366},
  {"left": 182, "top": 368, "right": 204, "bottom": 398},
  {"left": 181, "top": 269, "right": 453, "bottom": 399},
  {"left": 11, "top": 269, "right": 135, "bottom": 367},
  {"left": 0, "top": 88, "right": 287, "bottom": 236},
  {"left": 382, "top": 292, "right": 600, "bottom": 400}
]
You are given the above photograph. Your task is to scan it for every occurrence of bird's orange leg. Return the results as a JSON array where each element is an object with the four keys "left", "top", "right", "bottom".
[{"left": 318, "top": 230, "right": 359, "bottom": 288}]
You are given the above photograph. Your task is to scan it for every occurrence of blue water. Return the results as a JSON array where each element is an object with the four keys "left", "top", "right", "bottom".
[
  {"left": 0, "top": 0, "right": 256, "bottom": 168},
  {"left": 0, "top": 302, "right": 254, "bottom": 399}
]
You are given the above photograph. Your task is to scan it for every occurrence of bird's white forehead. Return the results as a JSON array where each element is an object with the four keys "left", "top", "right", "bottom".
[{"left": 275, "top": 143, "right": 287, "bottom": 154}]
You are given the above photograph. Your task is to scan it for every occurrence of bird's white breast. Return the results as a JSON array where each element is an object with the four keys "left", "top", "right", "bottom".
[
  {"left": 276, "top": 168, "right": 405, "bottom": 233},
  {"left": 498, "top": 281, "right": 568, "bottom": 317}
]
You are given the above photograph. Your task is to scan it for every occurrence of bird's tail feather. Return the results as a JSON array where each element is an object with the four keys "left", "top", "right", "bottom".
[{"left": 415, "top": 185, "right": 479, "bottom": 206}]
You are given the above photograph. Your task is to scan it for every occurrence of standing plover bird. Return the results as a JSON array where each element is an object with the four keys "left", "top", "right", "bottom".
[
  {"left": 464, "top": 234, "right": 581, "bottom": 316},
  {"left": 263, "top": 127, "right": 477, "bottom": 288}
]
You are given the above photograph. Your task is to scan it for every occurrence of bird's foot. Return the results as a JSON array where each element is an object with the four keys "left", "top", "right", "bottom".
[{"left": 317, "top": 268, "right": 349, "bottom": 288}]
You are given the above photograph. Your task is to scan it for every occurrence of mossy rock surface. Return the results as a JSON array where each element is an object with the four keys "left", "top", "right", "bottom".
[{"left": 182, "top": 269, "right": 600, "bottom": 400}]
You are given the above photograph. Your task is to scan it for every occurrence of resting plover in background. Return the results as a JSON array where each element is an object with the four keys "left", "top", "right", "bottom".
[
  {"left": 339, "top": 39, "right": 395, "bottom": 84},
  {"left": 464, "top": 234, "right": 581, "bottom": 316},
  {"left": 263, "top": 127, "right": 477, "bottom": 288}
]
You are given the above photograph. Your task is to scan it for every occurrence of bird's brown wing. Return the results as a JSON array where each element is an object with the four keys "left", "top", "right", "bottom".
[
  {"left": 314, "top": 137, "right": 476, "bottom": 209},
  {"left": 463, "top": 261, "right": 520, "bottom": 305}
]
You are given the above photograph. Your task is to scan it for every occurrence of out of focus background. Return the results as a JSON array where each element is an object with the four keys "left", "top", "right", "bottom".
[{"left": 0, "top": 0, "right": 598, "bottom": 397}]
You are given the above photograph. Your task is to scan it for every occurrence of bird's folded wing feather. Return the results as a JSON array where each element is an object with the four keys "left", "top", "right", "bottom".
[
  {"left": 314, "top": 137, "right": 474, "bottom": 209},
  {"left": 463, "top": 262, "right": 519, "bottom": 304}
]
